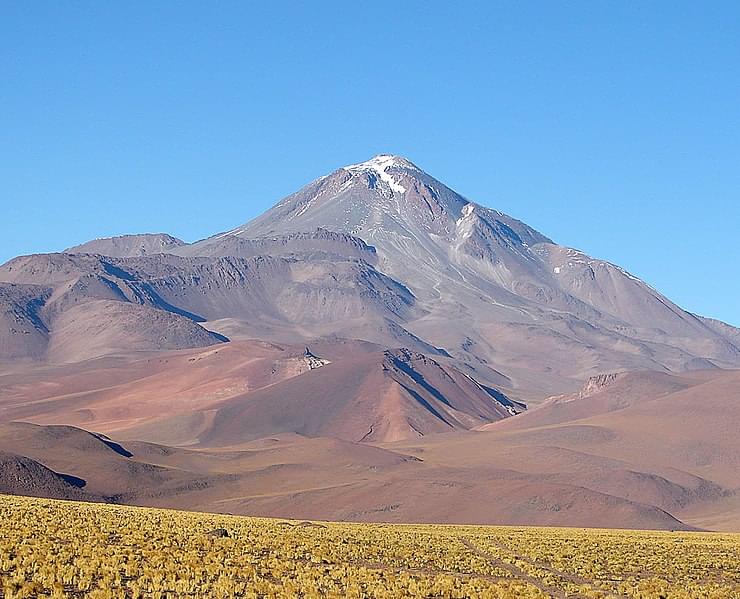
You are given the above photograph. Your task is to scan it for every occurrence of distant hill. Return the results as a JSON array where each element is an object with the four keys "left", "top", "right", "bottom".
[{"left": 65, "top": 233, "right": 185, "bottom": 257}]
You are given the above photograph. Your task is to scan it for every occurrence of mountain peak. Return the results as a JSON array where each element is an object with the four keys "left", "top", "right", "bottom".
[
  {"left": 342, "top": 154, "right": 421, "bottom": 194},
  {"left": 344, "top": 154, "right": 420, "bottom": 170},
  {"left": 224, "top": 153, "right": 553, "bottom": 252}
]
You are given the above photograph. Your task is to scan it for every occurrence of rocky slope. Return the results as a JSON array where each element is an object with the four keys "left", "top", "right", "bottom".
[
  {"left": 0, "top": 251, "right": 422, "bottom": 363},
  {"left": 0, "top": 451, "right": 92, "bottom": 501}
]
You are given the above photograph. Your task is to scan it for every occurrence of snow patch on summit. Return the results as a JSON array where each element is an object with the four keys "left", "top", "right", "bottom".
[{"left": 344, "top": 154, "right": 411, "bottom": 195}]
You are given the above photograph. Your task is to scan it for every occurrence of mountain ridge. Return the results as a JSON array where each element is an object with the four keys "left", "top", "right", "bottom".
[{"left": 2, "top": 154, "right": 739, "bottom": 398}]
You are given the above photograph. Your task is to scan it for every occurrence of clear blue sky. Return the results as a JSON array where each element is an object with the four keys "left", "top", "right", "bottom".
[{"left": 2, "top": 2, "right": 739, "bottom": 325}]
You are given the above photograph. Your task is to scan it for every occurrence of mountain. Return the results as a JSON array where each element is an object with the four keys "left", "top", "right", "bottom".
[
  {"left": 2, "top": 154, "right": 739, "bottom": 396},
  {"left": 199, "top": 154, "right": 740, "bottom": 397},
  {"left": 0, "top": 253, "right": 228, "bottom": 362},
  {"left": 66, "top": 233, "right": 186, "bottom": 257},
  {"left": 0, "top": 153, "right": 739, "bottom": 529}
]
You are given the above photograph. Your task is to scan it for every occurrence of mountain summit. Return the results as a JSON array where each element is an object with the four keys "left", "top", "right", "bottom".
[
  {"left": 230, "top": 153, "right": 549, "bottom": 249},
  {"left": 2, "top": 155, "right": 739, "bottom": 399},
  {"left": 185, "top": 155, "right": 739, "bottom": 395}
]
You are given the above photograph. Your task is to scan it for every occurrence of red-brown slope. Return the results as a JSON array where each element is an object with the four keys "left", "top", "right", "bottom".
[
  {"left": 479, "top": 369, "right": 740, "bottom": 489},
  {"left": 0, "top": 339, "right": 518, "bottom": 445},
  {"left": 400, "top": 369, "right": 740, "bottom": 529},
  {"left": 0, "top": 421, "right": 692, "bottom": 531},
  {"left": 0, "top": 340, "right": 337, "bottom": 438},
  {"left": 2, "top": 356, "right": 737, "bottom": 530},
  {"left": 196, "top": 348, "right": 521, "bottom": 445},
  {"left": 480, "top": 370, "right": 701, "bottom": 432}
]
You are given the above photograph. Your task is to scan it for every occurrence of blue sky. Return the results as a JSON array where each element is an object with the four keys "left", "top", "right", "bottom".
[{"left": 1, "top": 2, "right": 739, "bottom": 325}]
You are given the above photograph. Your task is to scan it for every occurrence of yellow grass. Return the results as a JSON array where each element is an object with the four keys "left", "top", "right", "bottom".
[{"left": 1, "top": 494, "right": 739, "bottom": 598}]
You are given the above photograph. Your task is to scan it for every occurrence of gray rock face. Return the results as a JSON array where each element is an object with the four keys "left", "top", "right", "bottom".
[{"left": 237, "top": 155, "right": 549, "bottom": 248}]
